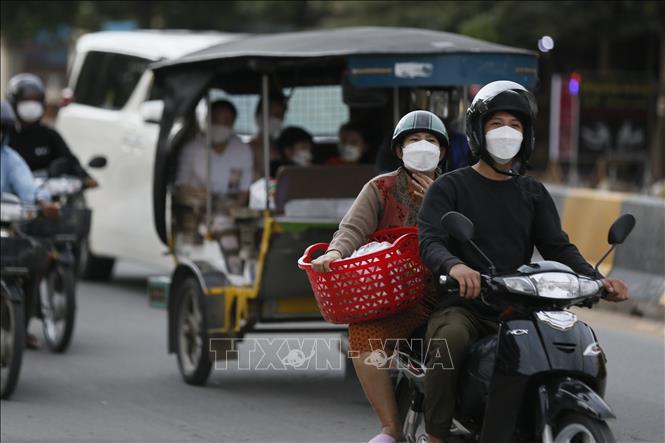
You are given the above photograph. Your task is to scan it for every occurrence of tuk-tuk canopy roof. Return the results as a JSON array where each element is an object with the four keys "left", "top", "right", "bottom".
[
  {"left": 153, "top": 26, "right": 534, "bottom": 68},
  {"left": 152, "top": 27, "right": 538, "bottom": 93}
]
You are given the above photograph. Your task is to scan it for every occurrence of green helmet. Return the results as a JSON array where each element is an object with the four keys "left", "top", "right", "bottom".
[{"left": 391, "top": 110, "right": 449, "bottom": 156}]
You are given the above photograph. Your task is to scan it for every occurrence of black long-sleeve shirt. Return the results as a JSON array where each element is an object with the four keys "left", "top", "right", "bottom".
[
  {"left": 418, "top": 166, "right": 595, "bottom": 315},
  {"left": 9, "top": 123, "right": 89, "bottom": 179}
]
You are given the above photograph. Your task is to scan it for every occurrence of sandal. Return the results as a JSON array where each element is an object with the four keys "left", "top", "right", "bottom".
[{"left": 368, "top": 433, "right": 397, "bottom": 443}]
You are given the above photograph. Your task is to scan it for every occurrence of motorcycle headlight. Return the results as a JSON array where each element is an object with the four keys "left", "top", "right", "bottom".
[
  {"left": 500, "top": 276, "right": 537, "bottom": 295},
  {"left": 530, "top": 272, "right": 579, "bottom": 299},
  {"left": 44, "top": 177, "right": 82, "bottom": 196},
  {"left": 0, "top": 203, "right": 23, "bottom": 222},
  {"left": 579, "top": 278, "right": 601, "bottom": 296}
]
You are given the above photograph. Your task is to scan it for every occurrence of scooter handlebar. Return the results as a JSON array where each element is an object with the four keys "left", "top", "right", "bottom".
[
  {"left": 438, "top": 274, "right": 493, "bottom": 294},
  {"left": 438, "top": 275, "right": 458, "bottom": 290},
  {"left": 440, "top": 273, "right": 608, "bottom": 309}
]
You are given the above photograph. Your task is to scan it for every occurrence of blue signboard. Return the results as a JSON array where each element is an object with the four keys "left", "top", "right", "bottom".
[{"left": 349, "top": 53, "right": 538, "bottom": 89}]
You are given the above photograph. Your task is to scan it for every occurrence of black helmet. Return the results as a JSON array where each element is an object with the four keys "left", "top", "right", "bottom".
[
  {"left": 7, "top": 73, "right": 46, "bottom": 106},
  {"left": 465, "top": 80, "right": 537, "bottom": 165},
  {"left": 391, "top": 110, "right": 449, "bottom": 156},
  {"left": 1, "top": 100, "right": 16, "bottom": 129}
]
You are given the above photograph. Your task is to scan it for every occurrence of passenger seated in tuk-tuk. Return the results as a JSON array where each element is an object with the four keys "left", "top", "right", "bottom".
[
  {"left": 326, "top": 121, "right": 373, "bottom": 165},
  {"left": 269, "top": 126, "right": 313, "bottom": 177},
  {"left": 173, "top": 99, "right": 253, "bottom": 259},
  {"left": 250, "top": 92, "right": 288, "bottom": 179},
  {"left": 175, "top": 99, "right": 252, "bottom": 203},
  {"left": 311, "top": 110, "right": 449, "bottom": 443}
]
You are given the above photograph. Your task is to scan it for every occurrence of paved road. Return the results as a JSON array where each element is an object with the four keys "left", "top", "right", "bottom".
[{"left": 2, "top": 262, "right": 664, "bottom": 443}]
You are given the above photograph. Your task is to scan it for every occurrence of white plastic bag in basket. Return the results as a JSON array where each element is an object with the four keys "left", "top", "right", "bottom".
[
  {"left": 349, "top": 241, "right": 394, "bottom": 288},
  {"left": 350, "top": 241, "right": 393, "bottom": 258}
]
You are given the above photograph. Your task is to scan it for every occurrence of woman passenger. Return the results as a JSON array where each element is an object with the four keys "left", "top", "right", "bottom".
[{"left": 311, "top": 111, "right": 449, "bottom": 443}]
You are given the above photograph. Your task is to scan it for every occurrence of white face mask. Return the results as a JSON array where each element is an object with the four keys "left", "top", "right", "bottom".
[
  {"left": 209, "top": 125, "right": 233, "bottom": 145},
  {"left": 339, "top": 144, "right": 362, "bottom": 162},
  {"left": 485, "top": 126, "right": 523, "bottom": 164},
  {"left": 402, "top": 139, "right": 440, "bottom": 172},
  {"left": 258, "top": 116, "right": 283, "bottom": 139},
  {"left": 292, "top": 149, "right": 312, "bottom": 167},
  {"left": 17, "top": 101, "right": 44, "bottom": 123}
]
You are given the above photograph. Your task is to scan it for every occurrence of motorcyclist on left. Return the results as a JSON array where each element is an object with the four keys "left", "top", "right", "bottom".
[
  {"left": 6, "top": 73, "right": 98, "bottom": 188},
  {"left": 1, "top": 99, "right": 59, "bottom": 350},
  {"left": 1, "top": 99, "right": 57, "bottom": 214}
]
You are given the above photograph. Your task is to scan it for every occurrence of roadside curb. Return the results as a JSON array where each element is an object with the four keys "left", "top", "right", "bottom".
[{"left": 594, "top": 298, "right": 665, "bottom": 322}]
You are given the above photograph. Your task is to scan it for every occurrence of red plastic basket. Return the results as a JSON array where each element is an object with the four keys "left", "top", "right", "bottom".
[{"left": 298, "top": 227, "right": 430, "bottom": 324}]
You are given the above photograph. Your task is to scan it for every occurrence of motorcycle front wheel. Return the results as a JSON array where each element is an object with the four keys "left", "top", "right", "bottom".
[
  {"left": 40, "top": 266, "right": 76, "bottom": 353},
  {"left": 1, "top": 286, "right": 25, "bottom": 399},
  {"left": 554, "top": 412, "right": 616, "bottom": 443}
]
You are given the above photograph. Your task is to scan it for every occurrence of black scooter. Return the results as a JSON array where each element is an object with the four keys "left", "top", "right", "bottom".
[{"left": 394, "top": 211, "right": 635, "bottom": 443}]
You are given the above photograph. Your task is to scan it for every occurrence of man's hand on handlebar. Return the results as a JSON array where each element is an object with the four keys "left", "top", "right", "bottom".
[
  {"left": 39, "top": 201, "right": 59, "bottom": 219},
  {"left": 311, "top": 250, "right": 342, "bottom": 272},
  {"left": 449, "top": 263, "right": 481, "bottom": 299},
  {"left": 602, "top": 278, "right": 629, "bottom": 302},
  {"left": 84, "top": 177, "right": 99, "bottom": 189}
]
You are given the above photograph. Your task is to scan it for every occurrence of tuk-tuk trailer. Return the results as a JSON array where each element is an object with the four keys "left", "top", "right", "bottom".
[{"left": 148, "top": 27, "right": 538, "bottom": 385}]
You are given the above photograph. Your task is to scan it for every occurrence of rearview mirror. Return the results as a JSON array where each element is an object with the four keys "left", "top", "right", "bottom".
[
  {"left": 440, "top": 211, "right": 497, "bottom": 274},
  {"left": 140, "top": 100, "right": 164, "bottom": 124},
  {"left": 440, "top": 211, "right": 474, "bottom": 243},
  {"left": 594, "top": 213, "right": 637, "bottom": 274},
  {"left": 88, "top": 156, "right": 107, "bottom": 169},
  {"left": 608, "top": 213, "right": 635, "bottom": 245}
]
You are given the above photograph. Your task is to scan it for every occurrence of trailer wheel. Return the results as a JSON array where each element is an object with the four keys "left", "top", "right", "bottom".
[{"left": 174, "top": 277, "right": 212, "bottom": 385}]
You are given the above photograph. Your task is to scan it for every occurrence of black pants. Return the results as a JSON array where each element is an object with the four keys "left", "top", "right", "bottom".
[
  {"left": 424, "top": 306, "right": 499, "bottom": 439},
  {"left": 22, "top": 276, "right": 39, "bottom": 331}
]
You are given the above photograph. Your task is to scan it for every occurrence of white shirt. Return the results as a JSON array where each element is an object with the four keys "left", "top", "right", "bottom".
[{"left": 176, "top": 133, "right": 253, "bottom": 195}]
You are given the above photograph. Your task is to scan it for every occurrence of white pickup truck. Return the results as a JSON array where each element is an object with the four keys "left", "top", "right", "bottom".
[{"left": 55, "top": 30, "right": 241, "bottom": 279}]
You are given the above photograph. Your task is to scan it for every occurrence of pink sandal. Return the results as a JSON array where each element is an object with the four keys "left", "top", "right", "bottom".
[{"left": 367, "top": 433, "right": 397, "bottom": 443}]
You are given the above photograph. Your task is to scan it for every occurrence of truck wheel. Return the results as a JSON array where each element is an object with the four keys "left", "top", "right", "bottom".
[
  {"left": 554, "top": 412, "right": 616, "bottom": 443},
  {"left": 174, "top": 277, "right": 212, "bottom": 385},
  {"left": 41, "top": 266, "right": 76, "bottom": 353},
  {"left": 1, "top": 285, "right": 25, "bottom": 399},
  {"left": 78, "top": 239, "right": 114, "bottom": 281}
]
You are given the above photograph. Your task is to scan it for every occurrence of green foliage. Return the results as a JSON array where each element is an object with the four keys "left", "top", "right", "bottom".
[{"left": 1, "top": 0, "right": 663, "bottom": 70}]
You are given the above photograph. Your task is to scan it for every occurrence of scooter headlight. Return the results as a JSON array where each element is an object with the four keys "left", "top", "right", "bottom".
[
  {"left": 579, "top": 277, "right": 602, "bottom": 296},
  {"left": 530, "top": 272, "right": 579, "bottom": 299},
  {"left": 500, "top": 276, "right": 537, "bottom": 295}
]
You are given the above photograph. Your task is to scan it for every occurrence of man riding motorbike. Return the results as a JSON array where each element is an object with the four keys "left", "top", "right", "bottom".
[
  {"left": 416, "top": 81, "right": 629, "bottom": 443},
  {"left": 1, "top": 99, "right": 58, "bottom": 350},
  {"left": 6, "top": 73, "right": 97, "bottom": 188}
]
